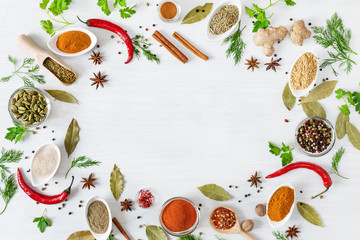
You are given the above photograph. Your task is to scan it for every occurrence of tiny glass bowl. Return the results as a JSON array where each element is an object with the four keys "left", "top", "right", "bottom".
[
  {"left": 8, "top": 86, "right": 51, "bottom": 128},
  {"left": 159, "top": 197, "right": 200, "bottom": 237},
  {"left": 295, "top": 116, "right": 336, "bottom": 157},
  {"left": 136, "top": 188, "right": 156, "bottom": 209},
  {"left": 157, "top": 0, "right": 181, "bottom": 23}
]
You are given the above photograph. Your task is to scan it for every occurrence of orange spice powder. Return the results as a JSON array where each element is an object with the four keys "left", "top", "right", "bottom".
[
  {"left": 160, "top": 2, "right": 177, "bottom": 20},
  {"left": 267, "top": 186, "right": 294, "bottom": 222},
  {"left": 56, "top": 31, "right": 91, "bottom": 54},
  {"left": 161, "top": 199, "right": 197, "bottom": 232}
]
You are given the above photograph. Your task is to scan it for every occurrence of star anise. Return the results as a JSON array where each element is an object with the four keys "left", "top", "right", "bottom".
[
  {"left": 89, "top": 51, "right": 103, "bottom": 65},
  {"left": 90, "top": 71, "right": 108, "bottom": 89},
  {"left": 81, "top": 173, "right": 97, "bottom": 190},
  {"left": 121, "top": 199, "right": 133, "bottom": 211},
  {"left": 286, "top": 225, "right": 300, "bottom": 239},
  {"left": 247, "top": 171, "right": 262, "bottom": 188},
  {"left": 245, "top": 56, "right": 260, "bottom": 72},
  {"left": 264, "top": 57, "right": 282, "bottom": 72}
]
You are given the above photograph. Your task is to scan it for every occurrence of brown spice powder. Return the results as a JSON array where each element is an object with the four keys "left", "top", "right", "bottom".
[
  {"left": 87, "top": 200, "right": 109, "bottom": 234},
  {"left": 43, "top": 57, "right": 77, "bottom": 85},
  {"left": 290, "top": 52, "right": 318, "bottom": 90}
]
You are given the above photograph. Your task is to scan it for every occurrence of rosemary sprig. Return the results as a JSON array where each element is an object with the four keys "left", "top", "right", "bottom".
[
  {"left": 1, "top": 56, "right": 45, "bottom": 86},
  {"left": 132, "top": 35, "right": 160, "bottom": 64},
  {"left": 0, "top": 148, "right": 23, "bottom": 178},
  {"left": 330, "top": 147, "right": 348, "bottom": 179},
  {"left": 313, "top": 13, "right": 357, "bottom": 76},
  {"left": 272, "top": 231, "right": 291, "bottom": 240},
  {"left": 65, "top": 156, "right": 101, "bottom": 179},
  {"left": 223, "top": 21, "right": 247, "bottom": 65},
  {"left": 0, "top": 174, "right": 17, "bottom": 215}
]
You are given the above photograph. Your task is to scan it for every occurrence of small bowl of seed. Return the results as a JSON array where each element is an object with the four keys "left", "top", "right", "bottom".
[
  {"left": 8, "top": 86, "right": 51, "bottom": 127},
  {"left": 295, "top": 116, "right": 336, "bottom": 157}
]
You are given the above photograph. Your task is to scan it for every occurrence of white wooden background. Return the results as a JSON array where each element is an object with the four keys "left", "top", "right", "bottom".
[{"left": 0, "top": 0, "right": 359, "bottom": 239}]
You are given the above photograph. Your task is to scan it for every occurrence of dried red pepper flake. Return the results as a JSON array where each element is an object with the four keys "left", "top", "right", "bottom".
[
  {"left": 211, "top": 207, "right": 236, "bottom": 230},
  {"left": 136, "top": 189, "right": 155, "bottom": 208}
]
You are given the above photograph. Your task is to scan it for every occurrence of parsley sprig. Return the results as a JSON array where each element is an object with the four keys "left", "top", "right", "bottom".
[
  {"left": 132, "top": 35, "right": 160, "bottom": 64},
  {"left": 5, "top": 122, "right": 34, "bottom": 144},
  {"left": 313, "top": 13, "right": 357, "bottom": 76},
  {"left": 269, "top": 142, "right": 294, "bottom": 166},
  {"left": 335, "top": 88, "right": 360, "bottom": 115},
  {"left": 1, "top": 56, "right": 45, "bottom": 86},
  {"left": 330, "top": 147, "right": 348, "bottom": 179},
  {"left": 245, "top": 0, "right": 296, "bottom": 32},
  {"left": 223, "top": 21, "right": 247, "bottom": 65},
  {"left": 98, "top": 0, "right": 136, "bottom": 19},
  {"left": 65, "top": 156, "right": 101, "bottom": 179},
  {"left": 33, "top": 209, "right": 52, "bottom": 233}
]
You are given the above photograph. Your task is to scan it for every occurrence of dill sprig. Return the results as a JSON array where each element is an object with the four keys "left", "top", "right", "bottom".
[
  {"left": 330, "top": 147, "right": 348, "bottom": 179},
  {"left": 313, "top": 13, "right": 357, "bottom": 76},
  {"left": 1, "top": 56, "right": 45, "bottom": 86},
  {"left": 0, "top": 148, "right": 23, "bottom": 178},
  {"left": 272, "top": 231, "right": 291, "bottom": 240},
  {"left": 223, "top": 21, "right": 247, "bottom": 65},
  {"left": 65, "top": 156, "right": 101, "bottom": 179},
  {"left": 132, "top": 35, "right": 160, "bottom": 64},
  {"left": 0, "top": 174, "right": 17, "bottom": 215}
]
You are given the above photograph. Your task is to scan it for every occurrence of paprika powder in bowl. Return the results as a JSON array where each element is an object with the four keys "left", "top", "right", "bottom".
[
  {"left": 159, "top": 197, "right": 200, "bottom": 237},
  {"left": 266, "top": 183, "right": 296, "bottom": 228},
  {"left": 47, "top": 28, "right": 97, "bottom": 57}
]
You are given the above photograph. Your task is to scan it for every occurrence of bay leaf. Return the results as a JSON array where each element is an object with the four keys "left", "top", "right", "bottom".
[
  {"left": 297, "top": 202, "right": 324, "bottom": 227},
  {"left": 336, "top": 112, "right": 349, "bottom": 139},
  {"left": 197, "top": 184, "right": 231, "bottom": 201},
  {"left": 64, "top": 118, "right": 80, "bottom": 157},
  {"left": 301, "top": 80, "right": 338, "bottom": 103},
  {"left": 45, "top": 89, "right": 78, "bottom": 104},
  {"left": 301, "top": 98, "right": 326, "bottom": 118},
  {"left": 110, "top": 164, "right": 123, "bottom": 200},
  {"left": 145, "top": 225, "right": 167, "bottom": 240},
  {"left": 346, "top": 122, "right": 360, "bottom": 150},
  {"left": 282, "top": 82, "right": 296, "bottom": 111},
  {"left": 67, "top": 230, "right": 95, "bottom": 240},
  {"left": 182, "top": 3, "right": 213, "bottom": 24}
]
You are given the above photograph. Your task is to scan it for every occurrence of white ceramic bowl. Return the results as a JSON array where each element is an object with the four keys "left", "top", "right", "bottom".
[
  {"left": 85, "top": 196, "right": 112, "bottom": 240},
  {"left": 288, "top": 50, "right": 319, "bottom": 97},
  {"left": 266, "top": 183, "right": 296, "bottom": 228},
  {"left": 206, "top": 0, "right": 242, "bottom": 41},
  {"left": 47, "top": 27, "right": 97, "bottom": 57},
  {"left": 30, "top": 143, "right": 61, "bottom": 187}
]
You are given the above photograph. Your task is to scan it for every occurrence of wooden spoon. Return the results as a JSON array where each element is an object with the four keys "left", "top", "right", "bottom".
[
  {"left": 209, "top": 206, "right": 256, "bottom": 240},
  {"left": 16, "top": 34, "right": 77, "bottom": 86}
]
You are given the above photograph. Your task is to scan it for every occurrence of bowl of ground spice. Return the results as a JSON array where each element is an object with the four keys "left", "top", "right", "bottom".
[
  {"left": 159, "top": 197, "right": 200, "bottom": 236},
  {"left": 48, "top": 28, "right": 97, "bottom": 57},
  {"left": 85, "top": 196, "right": 112, "bottom": 240},
  {"left": 295, "top": 117, "right": 335, "bottom": 157},
  {"left": 206, "top": 0, "right": 242, "bottom": 41},
  {"left": 289, "top": 51, "right": 319, "bottom": 97},
  {"left": 157, "top": 0, "right": 181, "bottom": 22},
  {"left": 266, "top": 184, "right": 295, "bottom": 228}
]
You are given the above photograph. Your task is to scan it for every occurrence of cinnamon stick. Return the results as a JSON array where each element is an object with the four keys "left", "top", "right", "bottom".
[
  {"left": 152, "top": 30, "right": 188, "bottom": 64},
  {"left": 173, "top": 32, "right": 209, "bottom": 61},
  {"left": 112, "top": 217, "right": 130, "bottom": 240}
]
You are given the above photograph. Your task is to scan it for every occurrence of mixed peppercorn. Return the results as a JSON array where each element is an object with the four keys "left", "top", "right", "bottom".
[{"left": 210, "top": 207, "right": 236, "bottom": 230}]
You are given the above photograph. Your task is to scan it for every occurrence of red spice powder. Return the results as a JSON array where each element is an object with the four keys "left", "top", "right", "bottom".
[{"left": 161, "top": 199, "right": 197, "bottom": 232}]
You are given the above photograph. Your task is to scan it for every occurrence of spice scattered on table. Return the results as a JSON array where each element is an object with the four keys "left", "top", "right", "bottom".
[
  {"left": 87, "top": 200, "right": 109, "bottom": 234},
  {"left": 81, "top": 173, "right": 96, "bottom": 190},
  {"left": 136, "top": 189, "right": 155, "bottom": 208},
  {"left": 267, "top": 186, "right": 294, "bottom": 222},
  {"left": 245, "top": 57, "right": 260, "bottom": 72},
  {"left": 121, "top": 199, "right": 133, "bottom": 211},
  {"left": 210, "top": 207, "right": 236, "bottom": 230},
  {"left": 90, "top": 71, "right": 108, "bottom": 89},
  {"left": 57, "top": 31, "right": 91, "bottom": 54},
  {"left": 264, "top": 57, "right": 281, "bottom": 72},
  {"left": 247, "top": 171, "right": 262, "bottom": 188},
  {"left": 88, "top": 51, "right": 103, "bottom": 65},
  {"left": 290, "top": 52, "right": 318, "bottom": 90},
  {"left": 286, "top": 225, "right": 300, "bottom": 239},
  {"left": 255, "top": 204, "right": 266, "bottom": 217},
  {"left": 209, "top": 5, "right": 239, "bottom": 35}
]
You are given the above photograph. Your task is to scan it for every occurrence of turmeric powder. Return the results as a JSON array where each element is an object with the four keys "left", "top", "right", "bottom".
[
  {"left": 56, "top": 31, "right": 91, "bottom": 54},
  {"left": 267, "top": 186, "right": 294, "bottom": 222}
]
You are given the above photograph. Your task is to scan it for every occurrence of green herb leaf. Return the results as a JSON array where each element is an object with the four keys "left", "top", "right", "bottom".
[
  {"left": 40, "top": 0, "right": 50, "bottom": 9},
  {"left": 97, "top": 0, "right": 111, "bottom": 16},
  {"left": 0, "top": 174, "right": 18, "bottom": 215},
  {"left": 280, "top": 152, "right": 293, "bottom": 167},
  {"left": 330, "top": 147, "right": 348, "bottom": 179},
  {"left": 5, "top": 122, "right": 33, "bottom": 144},
  {"left": 269, "top": 142, "right": 281, "bottom": 156},
  {"left": 110, "top": 164, "right": 123, "bottom": 201},
  {"left": 336, "top": 112, "right": 349, "bottom": 139},
  {"left": 132, "top": 35, "right": 160, "bottom": 64},
  {"left": 178, "top": 233, "right": 203, "bottom": 240},
  {"left": 67, "top": 231, "right": 95, "bottom": 240},
  {"left": 297, "top": 202, "right": 324, "bottom": 227},
  {"left": 223, "top": 21, "right": 246, "bottom": 65},
  {"left": 48, "top": 0, "right": 71, "bottom": 16},
  {"left": 301, "top": 80, "right": 338, "bottom": 103},
  {"left": 64, "top": 118, "right": 80, "bottom": 157},
  {"left": 113, "top": 0, "right": 126, "bottom": 7},
  {"left": 268, "top": 142, "right": 294, "bottom": 166},
  {"left": 145, "top": 225, "right": 167, "bottom": 240},
  {"left": 197, "top": 184, "right": 231, "bottom": 201},
  {"left": 65, "top": 156, "right": 100, "bottom": 179},
  {"left": 282, "top": 82, "right": 296, "bottom": 111},
  {"left": 33, "top": 209, "right": 52, "bottom": 233},
  {"left": 182, "top": 3, "right": 213, "bottom": 24},
  {"left": 285, "top": 0, "right": 296, "bottom": 6},
  {"left": 301, "top": 99, "right": 327, "bottom": 118},
  {"left": 346, "top": 122, "right": 360, "bottom": 150},
  {"left": 119, "top": 5, "right": 136, "bottom": 19},
  {"left": 45, "top": 90, "right": 78, "bottom": 104},
  {"left": 272, "top": 231, "right": 291, "bottom": 240}
]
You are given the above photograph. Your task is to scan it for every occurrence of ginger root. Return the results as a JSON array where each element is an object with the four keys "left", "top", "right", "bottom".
[
  {"left": 290, "top": 20, "right": 311, "bottom": 45},
  {"left": 253, "top": 26, "right": 288, "bottom": 57}
]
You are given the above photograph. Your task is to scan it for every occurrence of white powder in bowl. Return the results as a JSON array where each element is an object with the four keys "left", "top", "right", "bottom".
[{"left": 32, "top": 146, "right": 59, "bottom": 179}]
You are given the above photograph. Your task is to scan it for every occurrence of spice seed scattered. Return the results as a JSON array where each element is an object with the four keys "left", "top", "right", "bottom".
[
  {"left": 68, "top": 212, "right": 72, "bottom": 215},
  {"left": 26, "top": 169, "right": 30, "bottom": 173}
]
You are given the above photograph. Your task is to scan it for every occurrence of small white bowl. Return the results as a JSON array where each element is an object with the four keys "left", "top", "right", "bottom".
[
  {"left": 47, "top": 27, "right": 97, "bottom": 57},
  {"left": 206, "top": 0, "right": 242, "bottom": 41},
  {"left": 157, "top": 0, "right": 181, "bottom": 23},
  {"left": 266, "top": 183, "right": 296, "bottom": 228},
  {"left": 85, "top": 196, "right": 112, "bottom": 240},
  {"left": 30, "top": 143, "right": 61, "bottom": 187},
  {"left": 288, "top": 50, "right": 319, "bottom": 97}
]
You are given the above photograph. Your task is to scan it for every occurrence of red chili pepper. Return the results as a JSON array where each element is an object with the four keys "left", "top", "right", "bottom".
[
  {"left": 17, "top": 168, "right": 74, "bottom": 204},
  {"left": 266, "top": 162, "right": 332, "bottom": 199},
  {"left": 77, "top": 16, "right": 133, "bottom": 64}
]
